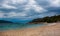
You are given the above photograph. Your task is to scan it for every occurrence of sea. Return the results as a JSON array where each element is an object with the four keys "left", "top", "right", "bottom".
[{"left": 0, "top": 23, "right": 46, "bottom": 31}]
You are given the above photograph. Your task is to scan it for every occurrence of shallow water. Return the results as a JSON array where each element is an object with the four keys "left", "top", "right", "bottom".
[{"left": 0, "top": 23, "right": 46, "bottom": 31}]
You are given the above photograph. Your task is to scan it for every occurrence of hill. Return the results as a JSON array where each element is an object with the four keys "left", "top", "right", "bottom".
[
  {"left": 0, "top": 20, "right": 13, "bottom": 23},
  {"left": 28, "top": 15, "right": 60, "bottom": 24}
]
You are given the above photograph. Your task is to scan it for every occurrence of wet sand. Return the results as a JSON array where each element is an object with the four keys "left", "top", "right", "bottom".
[{"left": 0, "top": 23, "right": 60, "bottom": 36}]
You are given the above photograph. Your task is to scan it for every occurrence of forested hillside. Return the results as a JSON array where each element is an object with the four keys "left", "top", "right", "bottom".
[{"left": 28, "top": 15, "right": 60, "bottom": 24}]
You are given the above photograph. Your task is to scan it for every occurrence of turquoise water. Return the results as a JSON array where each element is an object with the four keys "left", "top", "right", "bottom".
[{"left": 0, "top": 23, "right": 46, "bottom": 31}]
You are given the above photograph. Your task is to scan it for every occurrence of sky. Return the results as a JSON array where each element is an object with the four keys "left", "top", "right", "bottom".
[{"left": 0, "top": 0, "right": 60, "bottom": 23}]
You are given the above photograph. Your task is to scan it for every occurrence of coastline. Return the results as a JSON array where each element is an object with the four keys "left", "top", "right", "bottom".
[{"left": 0, "top": 23, "right": 60, "bottom": 36}]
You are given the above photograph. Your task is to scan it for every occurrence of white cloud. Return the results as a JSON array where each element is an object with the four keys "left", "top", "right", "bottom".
[
  {"left": 49, "top": 0, "right": 60, "bottom": 7},
  {"left": 0, "top": 0, "right": 17, "bottom": 9},
  {"left": 1, "top": 0, "right": 58, "bottom": 19},
  {"left": 24, "top": 0, "right": 36, "bottom": 11},
  {"left": 0, "top": 0, "right": 28, "bottom": 9},
  {"left": 4, "top": 0, "right": 28, "bottom": 4},
  {"left": 18, "top": 13, "right": 27, "bottom": 16},
  {"left": 7, "top": 12, "right": 17, "bottom": 18},
  {"left": 0, "top": 0, "right": 48, "bottom": 19},
  {"left": 24, "top": 0, "right": 47, "bottom": 13},
  {"left": 1, "top": 4, "right": 17, "bottom": 9},
  {"left": 0, "top": 12, "right": 6, "bottom": 18},
  {"left": 0, "top": 11, "right": 27, "bottom": 18},
  {"left": 0, "top": 12, "right": 4, "bottom": 18},
  {"left": 33, "top": 5, "right": 47, "bottom": 13},
  {"left": 6, "top": 12, "right": 27, "bottom": 18}
]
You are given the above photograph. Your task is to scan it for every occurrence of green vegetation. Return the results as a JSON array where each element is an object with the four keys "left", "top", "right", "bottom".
[{"left": 28, "top": 15, "right": 60, "bottom": 24}]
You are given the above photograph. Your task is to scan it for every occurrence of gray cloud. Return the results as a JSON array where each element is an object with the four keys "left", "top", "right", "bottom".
[{"left": 0, "top": 0, "right": 60, "bottom": 20}]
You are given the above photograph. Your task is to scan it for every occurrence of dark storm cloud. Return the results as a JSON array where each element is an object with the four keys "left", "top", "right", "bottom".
[{"left": 0, "top": 0, "right": 60, "bottom": 20}]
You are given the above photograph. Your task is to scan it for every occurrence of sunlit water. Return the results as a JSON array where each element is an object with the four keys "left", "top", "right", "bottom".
[{"left": 0, "top": 23, "right": 46, "bottom": 31}]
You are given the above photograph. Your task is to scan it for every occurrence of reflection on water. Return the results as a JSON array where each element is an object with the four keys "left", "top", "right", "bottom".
[{"left": 0, "top": 23, "right": 45, "bottom": 31}]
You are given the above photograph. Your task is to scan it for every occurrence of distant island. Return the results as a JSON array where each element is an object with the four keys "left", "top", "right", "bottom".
[
  {"left": 0, "top": 20, "right": 13, "bottom": 23},
  {"left": 28, "top": 15, "right": 60, "bottom": 24}
]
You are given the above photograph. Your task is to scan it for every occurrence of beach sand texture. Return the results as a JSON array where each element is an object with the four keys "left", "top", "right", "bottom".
[{"left": 0, "top": 23, "right": 60, "bottom": 36}]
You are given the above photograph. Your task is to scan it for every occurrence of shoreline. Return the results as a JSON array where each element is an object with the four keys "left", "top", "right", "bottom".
[
  {"left": 0, "top": 23, "right": 60, "bottom": 36},
  {"left": 0, "top": 23, "right": 46, "bottom": 32}
]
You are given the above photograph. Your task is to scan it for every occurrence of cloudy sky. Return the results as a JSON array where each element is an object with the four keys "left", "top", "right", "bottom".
[{"left": 0, "top": 0, "right": 60, "bottom": 23}]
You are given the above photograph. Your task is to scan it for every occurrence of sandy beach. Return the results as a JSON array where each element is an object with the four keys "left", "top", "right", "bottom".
[{"left": 0, "top": 23, "right": 60, "bottom": 36}]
